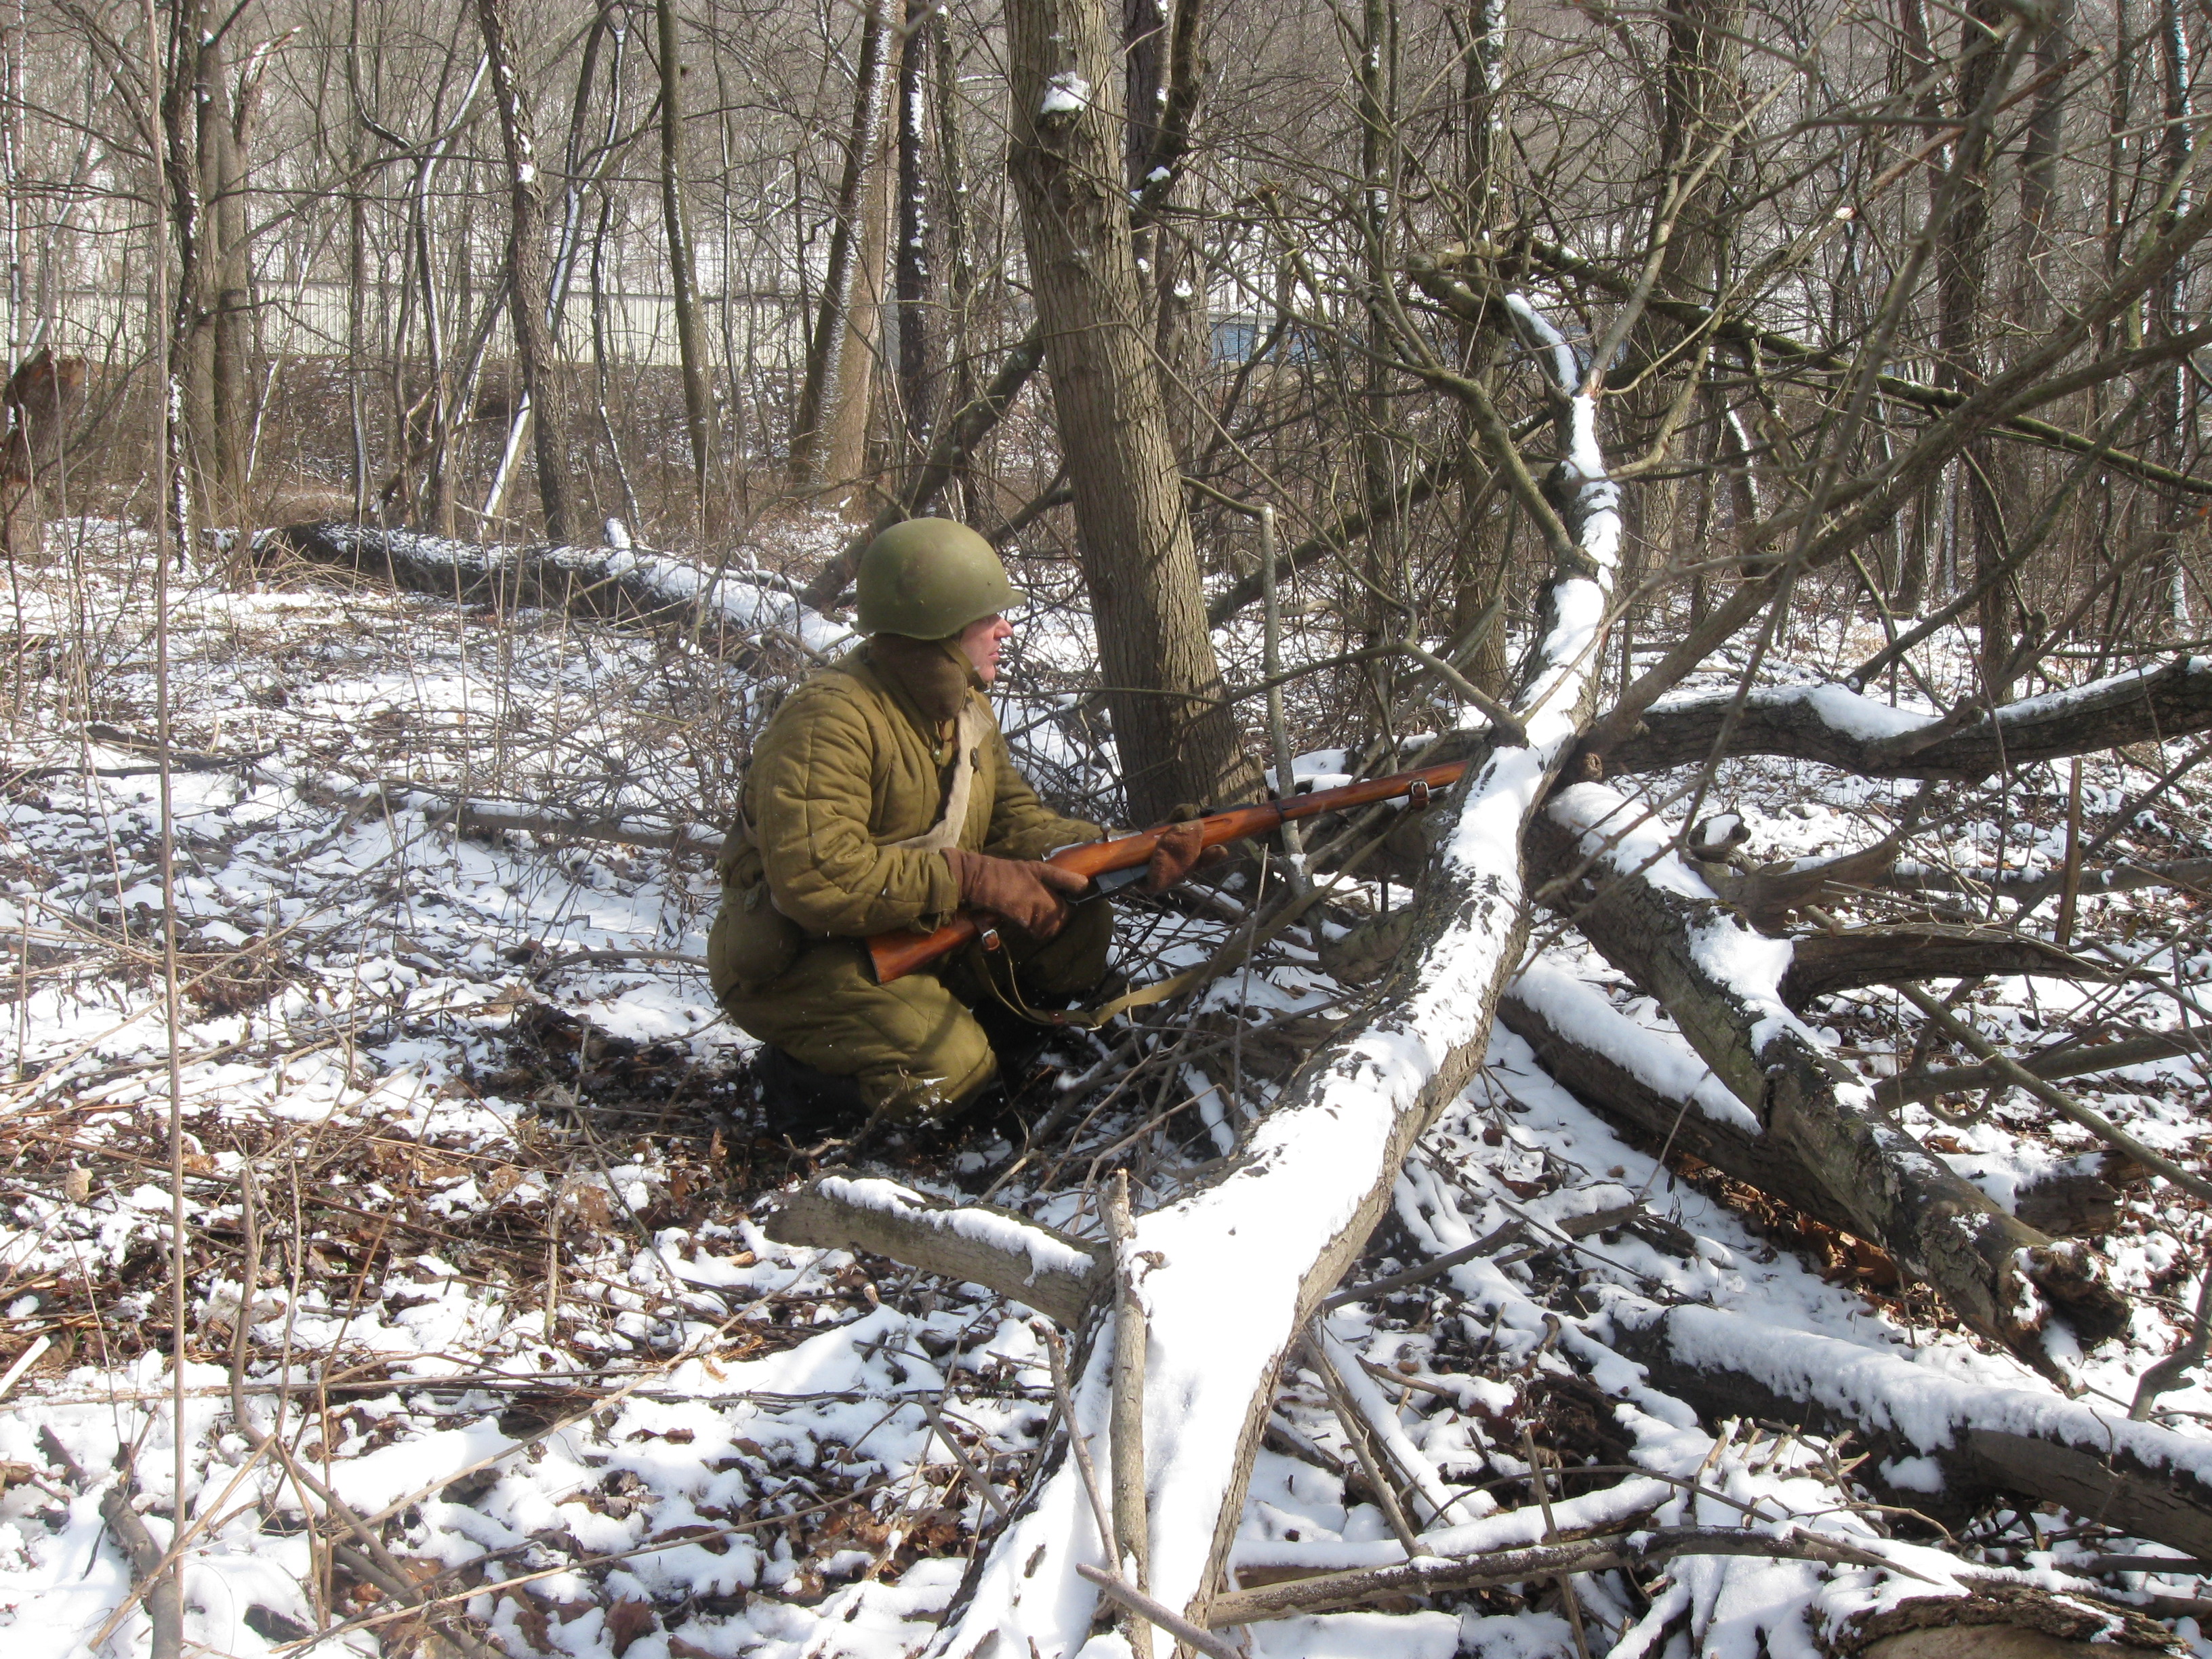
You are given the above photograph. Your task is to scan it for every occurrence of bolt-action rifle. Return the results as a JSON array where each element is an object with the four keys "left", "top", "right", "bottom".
[{"left": 865, "top": 759, "right": 1470, "bottom": 984}]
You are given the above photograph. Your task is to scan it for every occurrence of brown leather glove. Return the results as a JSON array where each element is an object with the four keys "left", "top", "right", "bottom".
[
  {"left": 1143, "top": 819, "right": 1212, "bottom": 892},
  {"left": 942, "top": 847, "right": 1089, "bottom": 939}
]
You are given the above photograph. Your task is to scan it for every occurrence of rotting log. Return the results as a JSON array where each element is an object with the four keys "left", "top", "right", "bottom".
[
  {"left": 923, "top": 291, "right": 1620, "bottom": 1658},
  {"left": 1605, "top": 658, "right": 2212, "bottom": 779},
  {"left": 1522, "top": 784, "right": 2125, "bottom": 1364},
  {"left": 762, "top": 1176, "right": 1105, "bottom": 1328},
  {"left": 1607, "top": 1300, "right": 2212, "bottom": 1563},
  {"left": 268, "top": 522, "right": 845, "bottom": 658}
]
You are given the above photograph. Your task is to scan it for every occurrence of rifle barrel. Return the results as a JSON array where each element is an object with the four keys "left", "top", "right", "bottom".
[{"left": 865, "top": 760, "right": 1470, "bottom": 983}]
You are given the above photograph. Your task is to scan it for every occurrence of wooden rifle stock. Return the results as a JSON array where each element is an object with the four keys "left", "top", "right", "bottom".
[{"left": 864, "top": 760, "right": 1470, "bottom": 983}]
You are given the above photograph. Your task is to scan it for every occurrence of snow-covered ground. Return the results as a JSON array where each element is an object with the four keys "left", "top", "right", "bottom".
[{"left": 5, "top": 518, "right": 2212, "bottom": 1658}]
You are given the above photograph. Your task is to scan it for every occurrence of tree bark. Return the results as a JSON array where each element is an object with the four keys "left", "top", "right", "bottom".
[
  {"left": 893, "top": 1, "right": 934, "bottom": 459},
  {"left": 1003, "top": 0, "right": 1259, "bottom": 823},
  {"left": 1936, "top": 0, "right": 2011, "bottom": 684},
  {"left": 0, "top": 348, "right": 84, "bottom": 558},
  {"left": 477, "top": 0, "right": 580, "bottom": 544},
  {"left": 1779, "top": 924, "right": 2114, "bottom": 1007}
]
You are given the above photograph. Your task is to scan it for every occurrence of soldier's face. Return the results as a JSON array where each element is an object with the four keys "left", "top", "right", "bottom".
[{"left": 958, "top": 613, "right": 1014, "bottom": 684}]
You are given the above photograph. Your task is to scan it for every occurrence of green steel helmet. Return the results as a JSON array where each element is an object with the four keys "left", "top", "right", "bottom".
[{"left": 855, "top": 518, "right": 1017, "bottom": 638}]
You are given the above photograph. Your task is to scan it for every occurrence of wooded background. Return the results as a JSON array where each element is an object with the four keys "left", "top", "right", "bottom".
[{"left": 10, "top": 0, "right": 2208, "bottom": 822}]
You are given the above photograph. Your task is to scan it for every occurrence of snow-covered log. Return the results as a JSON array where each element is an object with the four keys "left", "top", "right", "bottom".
[
  {"left": 1520, "top": 786, "right": 2127, "bottom": 1364},
  {"left": 1606, "top": 657, "right": 2212, "bottom": 779},
  {"left": 1607, "top": 1301, "right": 2212, "bottom": 1561},
  {"left": 763, "top": 1176, "right": 1105, "bottom": 1327},
  {"left": 925, "top": 293, "right": 1620, "bottom": 1657},
  {"left": 268, "top": 521, "right": 850, "bottom": 656}
]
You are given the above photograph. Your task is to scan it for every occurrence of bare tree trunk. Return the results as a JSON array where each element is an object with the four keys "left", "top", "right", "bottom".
[
  {"left": 790, "top": 1, "right": 892, "bottom": 495},
  {"left": 893, "top": 1, "right": 933, "bottom": 463},
  {"left": 654, "top": 0, "right": 716, "bottom": 525},
  {"left": 161, "top": 0, "right": 251, "bottom": 539},
  {"left": 1935, "top": 0, "right": 2012, "bottom": 689},
  {"left": 1450, "top": 0, "right": 1511, "bottom": 699},
  {"left": 2154, "top": 0, "right": 2194, "bottom": 624},
  {"left": 1004, "top": 0, "right": 1260, "bottom": 823},
  {"left": 2018, "top": 0, "right": 2072, "bottom": 312},
  {"left": 929, "top": 5, "right": 975, "bottom": 516},
  {"left": 476, "top": 0, "right": 578, "bottom": 544}
]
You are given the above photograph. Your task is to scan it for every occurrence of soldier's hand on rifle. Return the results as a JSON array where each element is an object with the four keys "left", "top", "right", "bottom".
[
  {"left": 942, "top": 848, "right": 1089, "bottom": 940},
  {"left": 1143, "top": 804, "right": 1229, "bottom": 893}
]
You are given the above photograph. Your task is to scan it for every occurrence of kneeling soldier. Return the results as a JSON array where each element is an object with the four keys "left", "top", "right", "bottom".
[{"left": 709, "top": 519, "right": 1204, "bottom": 1128}]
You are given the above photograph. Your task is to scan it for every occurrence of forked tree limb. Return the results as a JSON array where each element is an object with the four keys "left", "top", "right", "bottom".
[
  {"left": 1607, "top": 1300, "right": 2212, "bottom": 1561},
  {"left": 1605, "top": 657, "right": 2212, "bottom": 779},
  {"left": 1779, "top": 925, "right": 2114, "bottom": 1008},
  {"left": 926, "top": 291, "right": 1620, "bottom": 1658},
  {"left": 1523, "top": 785, "right": 2125, "bottom": 1362},
  {"left": 797, "top": 325, "right": 1048, "bottom": 610},
  {"left": 1486, "top": 236, "right": 2212, "bottom": 499}
]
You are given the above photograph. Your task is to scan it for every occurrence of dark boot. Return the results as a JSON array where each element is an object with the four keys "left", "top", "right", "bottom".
[{"left": 748, "top": 1046, "right": 869, "bottom": 1141}]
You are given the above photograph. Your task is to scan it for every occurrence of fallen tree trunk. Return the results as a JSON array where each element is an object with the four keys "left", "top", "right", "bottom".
[
  {"left": 268, "top": 522, "right": 849, "bottom": 658},
  {"left": 1607, "top": 1299, "right": 2212, "bottom": 1560},
  {"left": 926, "top": 292, "right": 1620, "bottom": 1658},
  {"left": 1523, "top": 785, "right": 2125, "bottom": 1364},
  {"left": 1606, "top": 658, "right": 2212, "bottom": 779}
]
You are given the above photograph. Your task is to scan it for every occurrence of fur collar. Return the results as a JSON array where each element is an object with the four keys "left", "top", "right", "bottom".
[{"left": 867, "top": 633, "right": 979, "bottom": 725}]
